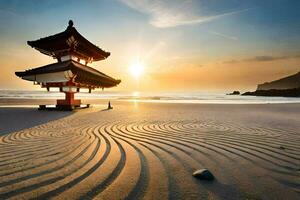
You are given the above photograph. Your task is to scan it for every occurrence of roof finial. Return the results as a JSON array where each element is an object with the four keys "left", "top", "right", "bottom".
[{"left": 68, "top": 20, "right": 74, "bottom": 28}]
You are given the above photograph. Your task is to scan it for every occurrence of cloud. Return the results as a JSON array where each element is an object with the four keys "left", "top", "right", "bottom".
[
  {"left": 223, "top": 59, "right": 239, "bottom": 64},
  {"left": 0, "top": 7, "right": 19, "bottom": 17},
  {"left": 245, "top": 55, "right": 300, "bottom": 62},
  {"left": 208, "top": 31, "right": 238, "bottom": 41},
  {"left": 223, "top": 55, "right": 300, "bottom": 64},
  {"left": 119, "top": 0, "right": 250, "bottom": 28}
]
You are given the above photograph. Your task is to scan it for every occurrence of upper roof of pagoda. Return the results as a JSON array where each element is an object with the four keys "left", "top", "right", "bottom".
[{"left": 27, "top": 20, "right": 110, "bottom": 62}]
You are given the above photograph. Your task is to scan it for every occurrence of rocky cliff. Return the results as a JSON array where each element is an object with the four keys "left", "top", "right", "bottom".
[
  {"left": 257, "top": 71, "right": 300, "bottom": 90},
  {"left": 243, "top": 88, "right": 300, "bottom": 97}
]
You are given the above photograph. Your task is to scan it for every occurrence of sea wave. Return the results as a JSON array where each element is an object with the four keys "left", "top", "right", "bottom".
[{"left": 0, "top": 90, "right": 300, "bottom": 104}]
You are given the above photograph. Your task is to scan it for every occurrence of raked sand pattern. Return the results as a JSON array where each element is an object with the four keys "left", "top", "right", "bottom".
[{"left": 0, "top": 103, "right": 299, "bottom": 200}]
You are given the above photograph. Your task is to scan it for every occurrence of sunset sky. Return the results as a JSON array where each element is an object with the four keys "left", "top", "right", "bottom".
[{"left": 0, "top": 0, "right": 300, "bottom": 92}]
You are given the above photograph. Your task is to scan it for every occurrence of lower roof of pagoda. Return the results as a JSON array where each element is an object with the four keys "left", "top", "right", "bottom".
[{"left": 15, "top": 60, "right": 121, "bottom": 88}]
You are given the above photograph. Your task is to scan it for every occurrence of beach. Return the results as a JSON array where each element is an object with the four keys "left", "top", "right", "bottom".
[{"left": 0, "top": 101, "right": 299, "bottom": 199}]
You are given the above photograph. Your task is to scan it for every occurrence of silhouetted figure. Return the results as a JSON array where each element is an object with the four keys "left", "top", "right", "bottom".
[{"left": 108, "top": 101, "right": 113, "bottom": 109}]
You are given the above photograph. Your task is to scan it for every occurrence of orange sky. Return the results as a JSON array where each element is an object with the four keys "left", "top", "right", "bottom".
[{"left": 1, "top": 47, "right": 299, "bottom": 93}]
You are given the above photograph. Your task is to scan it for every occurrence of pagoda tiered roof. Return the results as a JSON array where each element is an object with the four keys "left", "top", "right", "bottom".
[
  {"left": 27, "top": 20, "right": 110, "bottom": 61},
  {"left": 15, "top": 60, "right": 121, "bottom": 88}
]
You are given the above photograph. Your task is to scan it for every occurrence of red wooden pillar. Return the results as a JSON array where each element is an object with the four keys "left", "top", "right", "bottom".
[
  {"left": 65, "top": 92, "right": 74, "bottom": 104},
  {"left": 56, "top": 91, "right": 81, "bottom": 110}
]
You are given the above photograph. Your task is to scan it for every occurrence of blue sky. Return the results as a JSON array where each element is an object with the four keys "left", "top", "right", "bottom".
[{"left": 0, "top": 0, "right": 300, "bottom": 91}]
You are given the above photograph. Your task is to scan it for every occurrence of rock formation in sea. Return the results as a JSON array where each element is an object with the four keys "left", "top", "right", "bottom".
[
  {"left": 242, "top": 88, "right": 300, "bottom": 97},
  {"left": 227, "top": 91, "right": 240, "bottom": 95}
]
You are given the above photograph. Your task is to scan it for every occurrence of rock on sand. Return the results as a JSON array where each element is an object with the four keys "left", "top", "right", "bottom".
[{"left": 193, "top": 169, "right": 214, "bottom": 180}]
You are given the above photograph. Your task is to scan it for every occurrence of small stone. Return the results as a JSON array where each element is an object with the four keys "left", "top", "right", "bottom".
[
  {"left": 279, "top": 146, "right": 285, "bottom": 150},
  {"left": 193, "top": 169, "right": 214, "bottom": 180}
]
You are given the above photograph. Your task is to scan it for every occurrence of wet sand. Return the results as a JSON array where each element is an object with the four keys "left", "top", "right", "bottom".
[{"left": 0, "top": 101, "right": 299, "bottom": 199}]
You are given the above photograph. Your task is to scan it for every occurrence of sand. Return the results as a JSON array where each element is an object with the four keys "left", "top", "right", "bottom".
[{"left": 0, "top": 101, "right": 299, "bottom": 200}]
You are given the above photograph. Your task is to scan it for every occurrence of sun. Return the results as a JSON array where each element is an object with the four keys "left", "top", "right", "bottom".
[{"left": 129, "top": 60, "right": 144, "bottom": 78}]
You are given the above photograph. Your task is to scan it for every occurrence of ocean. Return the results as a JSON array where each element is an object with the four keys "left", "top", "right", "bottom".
[{"left": 1, "top": 90, "right": 300, "bottom": 104}]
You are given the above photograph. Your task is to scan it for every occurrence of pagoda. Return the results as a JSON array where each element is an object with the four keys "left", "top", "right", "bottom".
[{"left": 15, "top": 20, "right": 121, "bottom": 110}]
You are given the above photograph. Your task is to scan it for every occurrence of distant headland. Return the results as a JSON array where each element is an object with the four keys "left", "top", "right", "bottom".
[
  {"left": 227, "top": 71, "right": 300, "bottom": 97},
  {"left": 243, "top": 71, "right": 300, "bottom": 97}
]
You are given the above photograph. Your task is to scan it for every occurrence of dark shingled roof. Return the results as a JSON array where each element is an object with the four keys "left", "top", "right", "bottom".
[
  {"left": 27, "top": 20, "right": 110, "bottom": 61},
  {"left": 15, "top": 60, "right": 121, "bottom": 88}
]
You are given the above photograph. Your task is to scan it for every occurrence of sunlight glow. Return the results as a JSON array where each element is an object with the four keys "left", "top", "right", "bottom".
[
  {"left": 132, "top": 91, "right": 140, "bottom": 97},
  {"left": 129, "top": 60, "right": 144, "bottom": 78}
]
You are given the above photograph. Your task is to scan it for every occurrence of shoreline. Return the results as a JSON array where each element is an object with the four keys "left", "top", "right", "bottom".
[{"left": 1, "top": 98, "right": 300, "bottom": 106}]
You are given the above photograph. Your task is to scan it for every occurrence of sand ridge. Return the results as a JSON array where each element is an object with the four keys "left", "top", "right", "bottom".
[{"left": 0, "top": 103, "right": 299, "bottom": 199}]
